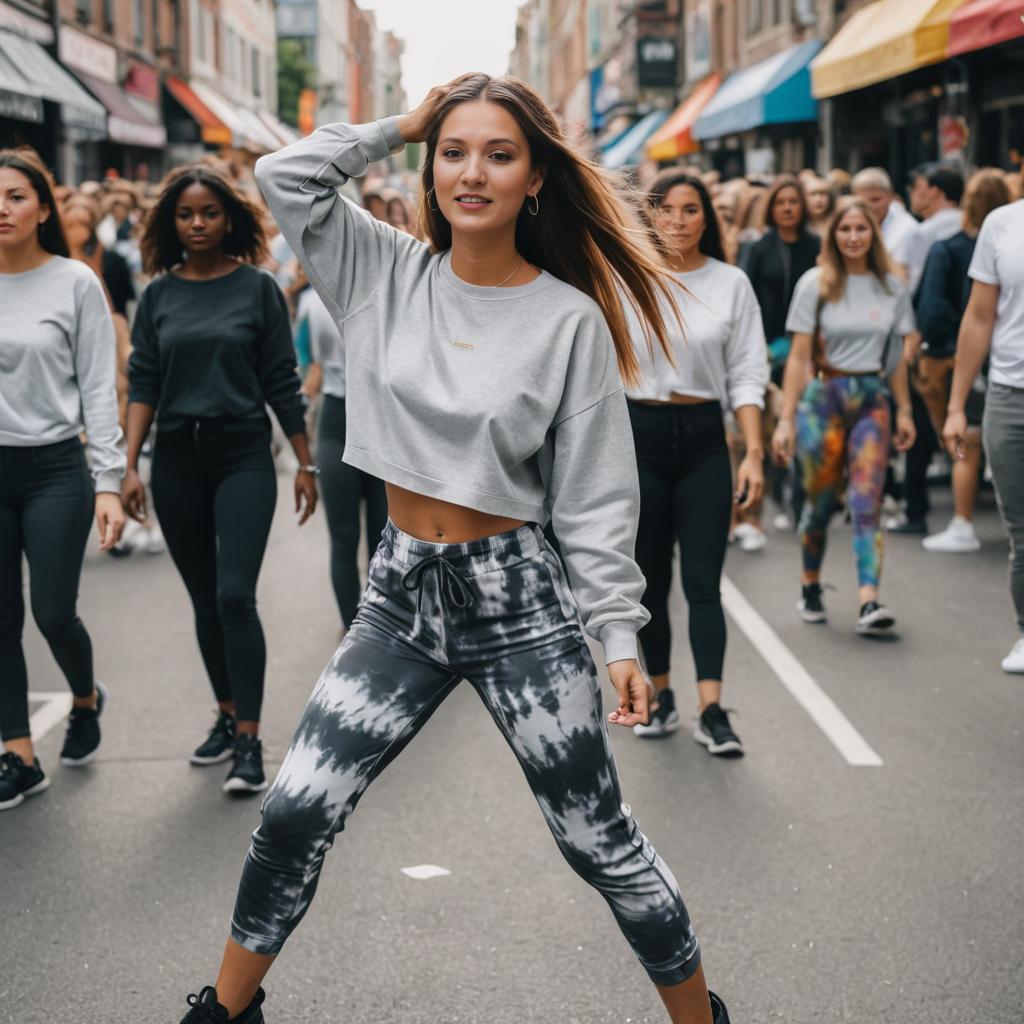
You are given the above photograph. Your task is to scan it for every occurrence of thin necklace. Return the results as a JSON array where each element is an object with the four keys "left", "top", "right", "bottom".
[{"left": 489, "top": 254, "right": 524, "bottom": 288}]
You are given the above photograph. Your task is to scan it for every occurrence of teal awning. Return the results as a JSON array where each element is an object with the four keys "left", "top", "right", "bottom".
[
  {"left": 601, "top": 108, "right": 670, "bottom": 169},
  {"left": 693, "top": 39, "right": 822, "bottom": 141}
]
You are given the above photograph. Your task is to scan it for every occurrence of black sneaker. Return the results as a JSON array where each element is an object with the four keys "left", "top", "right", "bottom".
[
  {"left": 693, "top": 703, "right": 744, "bottom": 758},
  {"left": 223, "top": 734, "right": 268, "bottom": 794},
  {"left": 797, "top": 583, "right": 827, "bottom": 623},
  {"left": 856, "top": 600, "right": 895, "bottom": 636},
  {"left": 191, "top": 712, "right": 237, "bottom": 765},
  {"left": 632, "top": 686, "right": 680, "bottom": 738},
  {"left": 180, "top": 985, "right": 265, "bottom": 1023},
  {"left": 709, "top": 990, "right": 731, "bottom": 1024},
  {"left": 60, "top": 681, "right": 108, "bottom": 767},
  {"left": 0, "top": 751, "right": 50, "bottom": 811},
  {"left": 886, "top": 514, "right": 927, "bottom": 535}
]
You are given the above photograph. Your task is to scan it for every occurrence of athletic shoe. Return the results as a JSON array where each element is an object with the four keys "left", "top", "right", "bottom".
[
  {"left": 633, "top": 687, "right": 680, "bottom": 738},
  {"left": 224, "top": 734, "right": 268, "bottom": 794},
  {"left": 191, "top": 712, "right": 236, "bottom": 765},
  {"left": 60, "top": 681, "right": 108, "bottom": 767},
  {"left": 144, "top": 522, "right": 166, "bottom": 554},
  {"left": 797, "top": 583, "right": 827, "bottom": 623},
  {"left": 922, "top": 516, "right": 981, "bottom": 553},
  {"left": 1001, "top": 638, "right": 1024, "bottom": 674},
  {"left": 738, "top": 526, "right": 767, "bottom": 552},
  {"left": 0, "top": 751, "right": 50, "bottom": 811},
  {"left": 856, "top": 601, "right": 896, "bottom": 636},
  {"left": 709, "top": 991, "right": 731, "bottom": 1024},
  {"left": 180, "top": 985, "right": 265, "bottom": 1023},
  {"left": 693, "top": 703, "right": 744, "bottom": 757},
  {"left": 884, "top": 512, "right": 927, "bottom": 535},
  {"left": 772, "top": 511, "right": 793, "bottom": 531}
]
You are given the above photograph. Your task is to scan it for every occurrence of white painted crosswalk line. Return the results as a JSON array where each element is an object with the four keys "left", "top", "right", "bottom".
[
  {"left": 28, "top": 691, "right": 72, "bottom": 742},
  {"left": 400, "top": 864, "right": 451, "bottom": 879},
  {"left": 720, "top": 575, "right": 884, "bottom": 767}
]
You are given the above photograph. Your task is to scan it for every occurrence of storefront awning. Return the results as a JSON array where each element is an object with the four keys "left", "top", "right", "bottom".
[
  {"left": 0, "top": 39, "right": 42, "bottom": 123},
  {"left": 645, "top": 74, "right": 721, "bottom": 162},
  {"left": 189, "top": 80, "right": 273, "bottom": 154},
  {"left": 257, "top": 109, "right": 298, "bottom": 147},
  {"left": 693, "top": 40, "right": 822, "bottom": 141},
  {"left": 164, "top": 76, "right": 231, "bottom": 146},
  {"left": 948, "top": 0, "right": 1024, "bottom": 56},
  {"left": 235, "top": 107, "right": 282, "bottom": 153},
  {"left": 0, "top": 28, "right": 105, "bottom": 137},
  {"left": 601, "top": 108, "right": 670, "bottom": 169},
  {"left": 811, "top": 0, "right": 967, "bottom": 99},
  {"left": 76, "top": 72, "right": 166, "bottom": 149}
]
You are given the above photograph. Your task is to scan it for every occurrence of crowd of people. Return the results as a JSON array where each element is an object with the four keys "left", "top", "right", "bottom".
[{"left": 1, "top": 70, "right": 1023, "bottom": 1024}]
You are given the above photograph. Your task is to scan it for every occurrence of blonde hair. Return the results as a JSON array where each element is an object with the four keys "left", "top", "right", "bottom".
[
  {"left": 417, "top": 73, "right": 679, "bottom": 387},
  {"left": 818, "top": 196, "right": 892, "bottom": 303}
]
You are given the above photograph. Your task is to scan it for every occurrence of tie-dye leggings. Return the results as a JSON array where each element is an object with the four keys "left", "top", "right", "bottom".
[
  {"left": 796, "top": 375, "right": 891, "bottom": 588},
  {"left": 230, "top": 520, "right": 701, "bottom": 987}
]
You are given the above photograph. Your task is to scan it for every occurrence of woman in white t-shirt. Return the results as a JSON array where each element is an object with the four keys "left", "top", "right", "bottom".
[
  {"left": 627, "top": 171, "right": 767, "bottom": 755},
  {"left": 773, "top": 196, "right": 916, "bottom": 635}
]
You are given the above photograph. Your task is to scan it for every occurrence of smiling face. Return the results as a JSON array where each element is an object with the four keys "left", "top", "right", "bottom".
[
  {"left": 432, "top": 99, "right": 543, "bottom": 238},
  {"left": 771, "top": 185, "right": 804, "bottom": 231},
  {"left": 654, "top": 184, "right": 706, "bottom": 257},
  {"left": 0, "top": 166, "right": 49, "bottom": 250},
  {"left": 834, "top": 206, "right": 874, "bottom": 263},
  {"left": 174, "top": 182, "right": 229, "bottom": 255}
]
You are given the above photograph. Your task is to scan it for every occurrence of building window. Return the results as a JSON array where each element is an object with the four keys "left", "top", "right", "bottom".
[
  {"left": 252, "top": 47, "right": 261, "bottom": 97},
  {"left": 747, "top": 0, "right": 763, "bottom": 34},
  {"left": 75, "top": 0, "right": 91, "bottom": 26},
  {"left": 134, "top": 0, "right": 144, "bottom": 45},
  {"left": 102, "top": 0, "right": 113, "bottom": 31},
  {"left": 771, "top": 0, "right": 784, "bottom": 24}
]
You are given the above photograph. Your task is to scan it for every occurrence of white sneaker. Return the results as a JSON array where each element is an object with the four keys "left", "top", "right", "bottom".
[
  {"left": 1002, "top": 638, "right": 1024, "bottom": 674},
  {"left": 739, "top": 527, "right": 767, "bottom": 552},
  {"left": 144, "top": 523, "right": 166, "bottom": 555},
  {"left": 772, "top": 512, "right": 793, "bottom": 532},
  {"left": 733, "top": 523, "right": 757, "bottom": 542},
  {"left": 922, "top": 516, "right": 980, "bottom": 553}
]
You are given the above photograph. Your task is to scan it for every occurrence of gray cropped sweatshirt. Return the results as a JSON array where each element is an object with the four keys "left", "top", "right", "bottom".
[{"left": 254, "top": 118, "right": 650, "bottom": 663}]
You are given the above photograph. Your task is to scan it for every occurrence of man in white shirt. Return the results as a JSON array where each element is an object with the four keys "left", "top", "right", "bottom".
[
  {"left": 943, "top": 194, "right": 1024, "bottom": 673},
  {"left": 894, "top": 164, "right": 965, "bottom": 293},
  {"left": 851, "top": 167, "right": 916, "bottom": 265}
]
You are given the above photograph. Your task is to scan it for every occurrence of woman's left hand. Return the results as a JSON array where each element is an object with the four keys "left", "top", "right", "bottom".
[
  {"left": 735, "top": 451, "right": 765, "bottom": 512},
  {"left": 95, "top": 492, "right": 127, "bottom": 551},
  {"left": 893, "top": 408, "right": 916, "bottom": 452},
  {"left": 295, "top": 469, "right": 319, "bottom": 525},
  {"left": 607, "top": 660, "right": 655, "bottom": 728}
]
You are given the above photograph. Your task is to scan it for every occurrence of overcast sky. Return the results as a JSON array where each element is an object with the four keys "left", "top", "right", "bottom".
[{"left": 360, "top": 0, "right": 524, "bottom": 110}]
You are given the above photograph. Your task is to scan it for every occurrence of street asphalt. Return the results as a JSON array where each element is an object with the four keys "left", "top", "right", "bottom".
[{"left": 2, "top": 473, "right": 1022, "bottom": 1024}]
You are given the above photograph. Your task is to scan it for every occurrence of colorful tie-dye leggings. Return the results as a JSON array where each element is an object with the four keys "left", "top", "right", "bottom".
[
  {"left": 230, "top": 520, "right": 701, "bottom": 987},
  {"left": 796, "top": 375, "right": 892, "bottom": 588}
]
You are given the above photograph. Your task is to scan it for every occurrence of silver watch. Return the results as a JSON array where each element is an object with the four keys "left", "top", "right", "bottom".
[{"left": 298, "top": 464, "right": 321, "bottom": 476}]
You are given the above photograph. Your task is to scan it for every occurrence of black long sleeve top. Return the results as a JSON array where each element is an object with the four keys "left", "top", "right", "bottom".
[
  {"left": 740, "top": 228, "right": 821, "bottom": 342},
  {"left": 915, "top": 230, "right": 976, "bottom": 358},
  {"left": 128, "top": 263, "right": 306, "bottom": 437}
]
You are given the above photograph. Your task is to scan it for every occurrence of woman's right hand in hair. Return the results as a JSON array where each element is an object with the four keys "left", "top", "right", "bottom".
[
  {"left": 772, "top": 417, "right": 795, "bottom": 466},
  {"left": 397, "top": 79, "right": 462, "bottom": 144},
  {"left": 122, "top": 468, "right": 147, "bottom": 522}
]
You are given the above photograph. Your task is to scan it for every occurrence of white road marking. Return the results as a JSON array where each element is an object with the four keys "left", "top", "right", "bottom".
[
  {"left": 29, "top": 691, "right": 72, "bottom": 742},
  {"left": 400, "top": 864, "right": 451, "bottom": 880},
  {"left": 720, "top": 576, "right": 884, "bottom": 767}
]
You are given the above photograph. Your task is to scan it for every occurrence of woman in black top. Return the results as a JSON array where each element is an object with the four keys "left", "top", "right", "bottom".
[{"left": 123, "top": 165, "right": 317, "bottom": 796}]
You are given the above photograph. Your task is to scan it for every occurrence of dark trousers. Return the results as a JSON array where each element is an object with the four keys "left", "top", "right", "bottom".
[
  {"left": 628, "top": 401, "right": 732, "bottom": 681},
  {"left": 0, "top": 439, "right": 94, "bottom": 741},
  {"left": 318, "top": 395, "right": 387, "bottom": 628},
  {"left": 903, "top": 385, "right": 937, "bottom": 524},
  {"left": 152, "top": 425, "right": 276, "bottom": 723}
]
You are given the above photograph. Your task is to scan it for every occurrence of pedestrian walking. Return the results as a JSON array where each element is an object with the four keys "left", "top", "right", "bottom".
[
  {"left": 123, "top": 164, "right": 317, "bottom": 796},
  {"left": 805, "top": 176, "right": 836, "bottom": 237},
  {"left": 177, "top": 75, "right": 730, "bottom": 1024},
  {"left": 851, "top": 168, "right": 915, "bottom": 267},
  {"left": 772, "top": 196, "right": 917, "bottom": 635},
  {"left": 942, "top": 187, "right": 1024, "bottom": 674},
  {"left": 0, "top": 149, "right": 126, "bottom": 811},
  {"left": 626, "top": 171, "right": 766, "bottom": 756},
  {"left": 917, "top": 170, "right": 1012, "bottom": 554}
]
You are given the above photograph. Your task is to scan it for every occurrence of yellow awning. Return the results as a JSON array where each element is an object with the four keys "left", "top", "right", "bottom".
[
  {"left": 811, "top": 0, "right": 968, "bottom": 99},
  {"left": 645, "top": 74, "right": 721, "bottom": 163}
]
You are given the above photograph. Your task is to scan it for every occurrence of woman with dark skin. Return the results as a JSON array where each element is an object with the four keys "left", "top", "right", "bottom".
[{"left": 123, "top": 166, "right": 317, "bottom": 795}]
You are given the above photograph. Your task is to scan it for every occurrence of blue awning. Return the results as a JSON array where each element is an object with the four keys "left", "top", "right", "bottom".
[
  {"left": 693, "top": 39, "right": 822, "bottom": 141},
  {"left": 601, "top": 108, "right": 670, "bottom": 169}
]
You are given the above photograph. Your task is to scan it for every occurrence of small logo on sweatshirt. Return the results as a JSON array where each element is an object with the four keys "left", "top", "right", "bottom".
[{"left": 450, "top": 340, "right": 475, "bottom": 350}]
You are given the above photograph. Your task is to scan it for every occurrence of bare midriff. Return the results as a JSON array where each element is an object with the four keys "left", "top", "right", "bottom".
[
  {"left": 386, "top": 482, "right": 529, "bottom": 543},
  {"left": 631, "top": 392, "right": 715, "bottom": 406}
]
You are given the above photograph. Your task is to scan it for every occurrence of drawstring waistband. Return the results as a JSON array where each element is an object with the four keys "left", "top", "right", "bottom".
[{"left": 401, "top": 554, "right": 476, "bottom": 615}]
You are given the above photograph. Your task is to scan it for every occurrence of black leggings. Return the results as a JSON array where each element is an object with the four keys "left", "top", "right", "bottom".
[
  {"left": 151, "top": 424, "right": 276, "bottom": 723},
  {"left": 0, "top": 439, "right": 95, "bottom": 741},
  {"left": 628, "top": 401, "right": 732, "bottom": 681},
  {"left": 318, "top": 395, "right": 387, "bottom": 628}
]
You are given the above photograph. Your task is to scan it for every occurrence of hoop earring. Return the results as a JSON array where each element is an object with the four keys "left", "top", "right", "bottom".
[
  {"left": 526, "top": 193, "right": 540, "bottom": 216},
  {"left": 427, "top": 187, "right": 438, "bottom": 212}
]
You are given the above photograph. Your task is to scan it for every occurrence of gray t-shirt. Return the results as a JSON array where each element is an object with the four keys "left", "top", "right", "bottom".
[{"left": 786, "top": 267, "right": 915, "bottom": 373}]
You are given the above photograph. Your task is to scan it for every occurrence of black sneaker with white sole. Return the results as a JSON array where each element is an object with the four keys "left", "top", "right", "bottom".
[
  {"left": 191, "top": 712, "right": 237, "bottom": 765},
  {"left": 0, "top": 751, "right": 50, "bottom": 811},
  {"left": 856, "top": 600, "right": 895, "bottom": 636},
  {"left": 693, "top": 703, "right": 744, "bottom": 758},
  {"left": 180, "top": 985, "right": 265, "bottom": 1023},
  {"left": 224, "top": 734, "right": 268, "bottom": 794},
  {"left": 633, "top": 686, "right": 680, "bottom": 738},
  {"left": 60, "top": 681, "right": 108, "bottom": 767},
  {"left": 797, "top": 583, "right": 827, "bottom": 623}
]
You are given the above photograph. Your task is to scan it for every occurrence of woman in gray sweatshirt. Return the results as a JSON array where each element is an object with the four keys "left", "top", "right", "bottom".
[
  {"left": 178, "top": 76, "right": 730, "bottom": 1024},
  {"left": 0, "top": 149, "right": 126, "bottom": 812}
]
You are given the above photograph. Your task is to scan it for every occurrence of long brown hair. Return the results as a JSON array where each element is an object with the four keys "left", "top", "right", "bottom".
[
  {"left": 417, "top": 73, "right": 678, "bottom": 386},
  {"left": 760, "top": 173, "right": 810, "bottom": 234},
  {"left": 818, "top": 196, "right": 892, "bottom": 303},
  {"left": 962, "top": 168, "right": 1011, "bottom": 235},
  {"left": 0, "top": 147, "right": 69, "bottom": 257}
]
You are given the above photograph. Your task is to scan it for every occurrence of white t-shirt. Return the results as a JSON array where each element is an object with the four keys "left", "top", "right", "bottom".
[
  {"left": 894, "top": 206, "right": 962, "bottom": 294},
  {"left": 624, "top": 258, "right": 768, "bottom": 409},
  {"left": 297, "top": 287, "right": 345, "bottom": 397},
  {"left": 881, "top": 202, "right": 916, "bottom": 261},
  {"left": 787, "top": 267, "right": 916, "bottom": 373},
  {"left": 968, "top": 199, "right": 1024, "bottom": 389}
]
